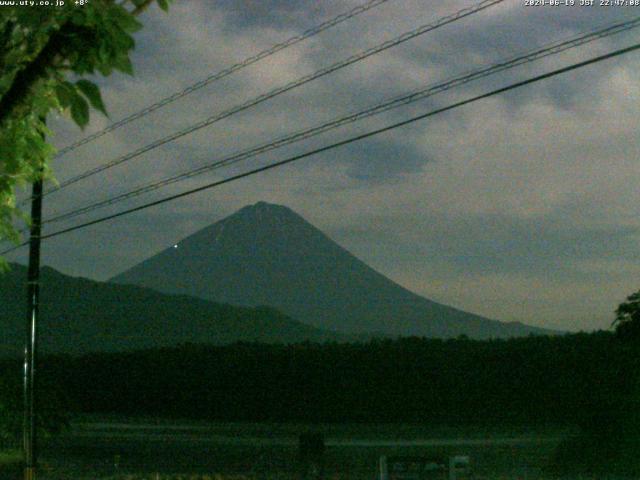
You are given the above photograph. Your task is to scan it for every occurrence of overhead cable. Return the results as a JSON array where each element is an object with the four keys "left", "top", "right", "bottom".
[
  {"left": 42, "top": 15, "right": 640, "bottom": 226},
  {"left": 3, "top": 40, "right": 638, "bottom": 255},
  {"left": 35, "top": 0, "right": 505, "bottom": 202},
  {"left": 53, "top": 0, "right": 395, "bottom": 159}
]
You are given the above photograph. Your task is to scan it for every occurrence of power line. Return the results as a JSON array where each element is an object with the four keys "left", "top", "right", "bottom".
[
  {"left": 52, "top": 0, "right": 394, "bottom": 159},
  {"left": 34, "top": 0, "right": 505, "bottom": 203},
  {"left": 3, "top": 40, "right": 638, "bottom": 255},
  {"left": 41, "top": 15, "right": 640, "bottom": 226}
]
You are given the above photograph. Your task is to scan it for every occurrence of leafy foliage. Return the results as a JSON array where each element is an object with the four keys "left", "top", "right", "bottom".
[
  {"left": 613, "top": 289, "right": 640, "bottom": 341},
  {"left": 0, "top": 0, "right": 172, "bottom": 264},
  {"left": 25, "top": 332, "right": 621, "bottom": 426}
]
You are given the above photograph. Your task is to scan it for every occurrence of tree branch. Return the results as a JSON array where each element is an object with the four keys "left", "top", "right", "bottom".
[
  {"left": 0, "top": 27, "right": 68, "bottom": 128},
  {"left": 0, "top": 2, "right": 152, "bottom": 129}
]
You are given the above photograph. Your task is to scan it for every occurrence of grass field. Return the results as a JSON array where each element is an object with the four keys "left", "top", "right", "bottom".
[
  {"left": 0, "top": 449, "right": 20, "bottom": 466},
  {"left": 0, "top": 419, "right": 590, "bottom": 480},
  {"left": 5, "top": 419, "right": 633, "bottom": 479}
]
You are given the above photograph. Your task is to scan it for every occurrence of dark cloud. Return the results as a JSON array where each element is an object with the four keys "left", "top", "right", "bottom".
[
  {"left": 341, "top": 135, "right": 432, "bottom": 181},
  {"left": 210, "top": 0, "right": 331, "bottom": 32}
]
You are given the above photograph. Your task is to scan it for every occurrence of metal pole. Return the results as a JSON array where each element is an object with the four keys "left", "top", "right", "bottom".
[{"left": 23, "top": 174, "right": 43, "bottom": 480}]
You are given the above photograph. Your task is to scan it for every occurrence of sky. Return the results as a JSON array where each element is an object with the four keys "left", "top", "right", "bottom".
[{"left": 6, "top": 0, "right": 640, "bottom": 332}]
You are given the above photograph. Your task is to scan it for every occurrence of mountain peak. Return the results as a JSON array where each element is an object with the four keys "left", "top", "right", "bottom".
[
  {"left": 233, "top": 201, "right": 299, "bottom": 220},
  {"left": 111, "top": 203, "right": 555, "bottom": 339},
  {"left": 252, "top": 200, "right": 281, "bottom": 209},
  {"left": 207, "top": 202, "right": 315, "bottom": 243}
]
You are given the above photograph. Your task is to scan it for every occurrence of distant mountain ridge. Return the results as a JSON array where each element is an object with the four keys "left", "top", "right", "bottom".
[
  {"left": 111, "top": 201, "right": 554, "bottom": 339},
  {"left": 0, "top": 263, "right": 345, "bottom": 355}
]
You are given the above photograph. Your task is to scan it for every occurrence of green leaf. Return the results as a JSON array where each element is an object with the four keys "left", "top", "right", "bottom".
[
  {"left": 113, "top": 54, "right": 133, "bottom": 75},
  {"left": 97, "top": 42, "right": 111, "bottom": 64},
  {"left": 70, "top": 10, "right": 86, "bottom": 27},
  {"left": 109, "top": 7, "right": 142, "bottom": 34},
  {"left": 54, "top": 82, "right": 75, "bottom": 109},
  {"left": 72, "top": 55, "right": 95, "bottom": 75},
  {"left": 76, "top": 80, "right": 107, "bottom": 117},
  {"left": 69, "top": 92, "right": 89, "bottom": 129},
  {"left": 110, "top": 29, "right": 135, "bottom": 51},
  {"left": 157, "top": 0, "right": 169, "bottom": 12}
]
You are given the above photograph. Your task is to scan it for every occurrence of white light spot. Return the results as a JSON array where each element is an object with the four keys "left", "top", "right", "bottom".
[{"left": 173, "top": 244, "right": 178, "bottom": 249}]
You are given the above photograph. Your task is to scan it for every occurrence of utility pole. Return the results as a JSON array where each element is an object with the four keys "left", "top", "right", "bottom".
[{"left": 23, "top": 172, "right": 43, "bottom": 480}]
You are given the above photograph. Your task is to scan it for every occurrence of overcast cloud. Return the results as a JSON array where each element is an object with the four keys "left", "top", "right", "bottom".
[{"left": 6, "top": 0, "right": 640, "bottom": 332}]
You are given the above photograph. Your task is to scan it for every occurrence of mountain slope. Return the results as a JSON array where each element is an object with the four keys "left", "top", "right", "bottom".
[
  {"left": 111, "top": 202, "right": 553, "bottom": 338},
  {"left": 0, "top": 263, "right": 344, "bottom": 355}
]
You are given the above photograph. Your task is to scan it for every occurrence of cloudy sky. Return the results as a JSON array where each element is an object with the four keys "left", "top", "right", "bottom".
[{"left": 7, "top": 0, "right": 640, "bottom": 332}]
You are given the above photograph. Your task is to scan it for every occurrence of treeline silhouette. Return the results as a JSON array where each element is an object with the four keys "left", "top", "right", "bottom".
[
  {"left": 5, "top": 331, "right": 632, "bottom": 426},
  {"left": 2, "top": 330, "right": 639, "bottom": 474}
]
